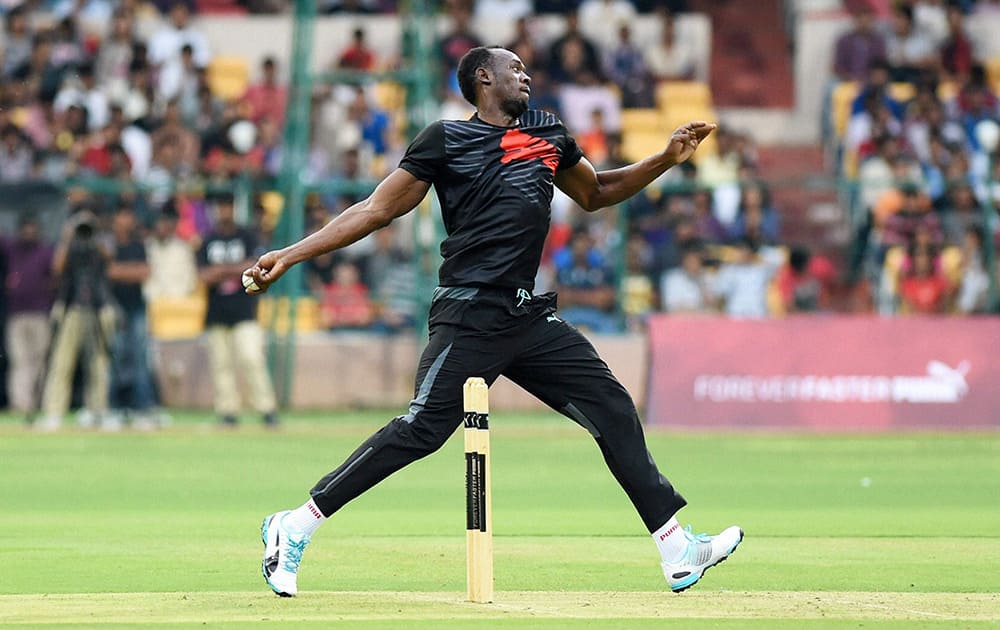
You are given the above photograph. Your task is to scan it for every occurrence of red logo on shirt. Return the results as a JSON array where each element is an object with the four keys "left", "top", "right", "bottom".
[{"left": 500, "top": 129, "right": 559, "bottom": 174}]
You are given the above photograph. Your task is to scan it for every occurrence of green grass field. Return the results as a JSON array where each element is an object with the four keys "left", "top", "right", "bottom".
[{"left": 1, "top": 411, "right": 998, "bottom": 627}]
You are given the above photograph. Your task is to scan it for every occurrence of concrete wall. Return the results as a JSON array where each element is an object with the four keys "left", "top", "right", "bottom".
[{"left": 154, "top": 331, "right": 648, "bottom": 413}]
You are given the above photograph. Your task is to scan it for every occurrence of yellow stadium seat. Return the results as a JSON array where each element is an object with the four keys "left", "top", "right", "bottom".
[
  {"left": 149, "top": 294, "right": 207, "bottom": 340},
  {"left": 830, "top": 81, "right": 859, "bottom": 139},
  {"left": 621, "top": 108, "right": 666, "bottom": 132},
  {"left": 939, "top": 245, "right": 964, "bottom": 285},
  {"left": 258, "top": 296, "right": 321, "bottom": 334},
  {"left": 937, "top": 81, "right": 958, "bottom": 102},
  {"left": 621, "top": 130, "right": 667, "bottom": 163},
  {"left": 206, "top": 56, "right": 251, "bottom": 101},
  {"left": 888, "top": 82, "right": 916, "bottom": 103},
  {"left": 985, "top": 56, "right": 1000, "bottom": 87},
  {"left": 373, "top": 81, "right": 406, "bottom": 111},
  {"left": 661, "top": 105, "right": 718, "bottom": 131},
  {"left": 655, "top": 81, "right": 712, "bottom": 110}
]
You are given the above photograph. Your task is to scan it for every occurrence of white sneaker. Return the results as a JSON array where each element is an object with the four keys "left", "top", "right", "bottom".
[
  {"left": 99, "top": 412, "right": 124, "bottom": 433},
  {"left": 33, "top": 415, "right": 63, "bottom": 432},
  {"left": 261, "top": 511, "right": 310, "bottom": 597},
  {"left": 131, "top": 412, "right": 158, "bottom": 432},
  {"left": 662, "top": 525, "right": 744, "bottom": 592},
  {"left": 76, "top": 409, "right": 97, "bottom": 429}
]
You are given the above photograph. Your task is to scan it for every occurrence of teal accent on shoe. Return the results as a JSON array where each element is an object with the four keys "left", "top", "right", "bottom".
[
  {"left": 282, "top": 537, "right": 307, "bottom": 573},
  {"left": 670, "top": 572, "right": 701, "bottom": 591}
]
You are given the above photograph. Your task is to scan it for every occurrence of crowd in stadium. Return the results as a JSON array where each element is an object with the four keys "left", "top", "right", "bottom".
[{"left": 0, "top": 0, "right": 998, "bottom": 423}]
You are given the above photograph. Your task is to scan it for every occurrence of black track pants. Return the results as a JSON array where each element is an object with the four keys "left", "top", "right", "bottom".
[{"left": 309, "top": 290, "right": 686, "bottom": 533}]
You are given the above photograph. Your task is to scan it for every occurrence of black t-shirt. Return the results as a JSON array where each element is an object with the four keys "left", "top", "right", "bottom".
[
  {"left": 198, "top": 227, "right": 258, "bottom": 326},
  {"left": 399, "top": 110, "right": 584, "bottom": 291},
  {"left": 111, "top": 238, "right": 147, "bottom": 315}
]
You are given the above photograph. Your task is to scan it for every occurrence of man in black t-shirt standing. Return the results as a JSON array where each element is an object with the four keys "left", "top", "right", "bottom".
[
  {"left": 197, "top": 193, "right": 277, "bottom": 427},
  {"left": 251, "top": 47, "right": 742, "bottom": 597},
  {"left": 107, "top": 207, "right": 157, "bottom": 430}
]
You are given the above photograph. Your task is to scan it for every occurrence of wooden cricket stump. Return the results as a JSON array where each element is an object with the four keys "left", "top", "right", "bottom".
[{"left": 463, "top": 377, "right": 493, "bottom": 603}]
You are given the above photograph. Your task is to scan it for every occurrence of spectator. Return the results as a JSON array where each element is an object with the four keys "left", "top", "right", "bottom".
[
  {"left": 243, "top": 56, "right": 288, "bottom": 126},
  {"left": 144, "top": 204, "right": 198, "bottom": 301},
  {"left": 603, "top": 24, "right": 653, "bottom": 108},
  {"left": 157, "top": 43, "right": 201, "bottom": 110},
  {"left": 197, "top": 193, "right": 277, "bottom": 427},
  {"left": 832, "top": 5, "right": 887, "bottom": 82},
  {"left": 881, "top": 183, "right": 943, "bottom": 249},
  {"left": 336, "top": 28, "right": 377, "bottom": 71},
  {"left": 645, "top": 9, "right": 698, "bottom": 82},
  {"left": 1, "top": 6, "right": 33, "bottom": 78},
  {"left": 578, "top": 0, "right": 638, "bottom": 52},
  {"left": 318, "top": 261, "right": 374, "bottom": 330},
  {"left": 437, "top": 3, "right": 481, "bottom": 82},
  {"left": 621, "top": 233, "right": 656, "bottom": 329},
  {"left": 54, "top": 62, "right": 110, "bottom": 132},
  {"left": 19, "top": 33, "right": 63, "bottom": 108},
  {"left": 773, "top": 246, "right": 833, "bottom": 313},
  {"left": 691, "top": 188, "right": 730, "bottom": 243},
  {"left": 37, "top": 210, "right": 116, "bottom": 431},
  {"left": 956, "top": 66, "right": 1000, "bottom": 152},
  {"left": 152, "top": 99, "right": 200, "bottom": 167},
  {"left": 577, "top": 108, "right": 610, "bottom": 165},
  {"left": 1, "top": 215, "right": 55, "bottom": 417},
  {"left": 546, "top": 11, "right": 602, "bottom": 84},
  {"left": 554, "top": 229, "right": 619, "bottom": 333},
  {"left": 899, "top": 245, "right": 951, "bottom": 313},
  {"left": 94, "top": 8, "right": 137, "bottom": 99},
  {"left": 50, "top": 16, "right": 85, "bottom": 69},
  {"left": 506, "top": 16, "right": 545, "bottom": 72},
  {"left": 148, "top": 2, "right": 211, "bottom": 71},
  {"left": 712, "top": 237, "right": 778, "bottom": 318},
  {"left": 730, "top": 183, "right": 780, "bottom": 245},
  {"left": 955, "top": 226, "right": 991, "bottom": 314},
  {"left": 106, "top": 206, "right": 158, "bottom": 429},
  {"left": 346, "top": 86, "right": 391, "bottom": 159},
  {"left": 849, "top": 60, "right": 904, "bottom": 119},
  {"left": 938, "top": 180, "right": 983, "bottom": 243},
  {"left": 912, "top": 0, "right": 949, "bottom": 47},
  {"left": 885, "top": 5, "right": 938, "bottom": 83},
  {"left": 940, "top": 5, "right": 974, "bottom": 82},
  {"left": 660, "top": 245, "right": 714, "bottom": 314},
  {"left": 360, "top": 224, "right": 417, "bottom": 333},
  {"left": 0, "top": 124, "right": 35, "bottom": 182}
]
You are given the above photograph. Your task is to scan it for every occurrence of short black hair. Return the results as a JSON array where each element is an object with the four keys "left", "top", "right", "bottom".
[{"left": 456, "top": 46, "right": 502, "bottom": 106}]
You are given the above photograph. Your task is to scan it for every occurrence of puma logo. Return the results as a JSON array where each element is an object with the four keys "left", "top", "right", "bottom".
[
  {"left": 546, "top": 315, "right": 561, "bottom": 323},
  {"left": 500, "top": 129, "right": 560, "bottom": 173}
]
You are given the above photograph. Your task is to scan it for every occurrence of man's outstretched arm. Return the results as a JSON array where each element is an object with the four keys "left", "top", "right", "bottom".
[
  {"left": 244, "top": 168, "right": 431, "bottom": 293},
  {"left": 555, "top": 121, "right": 716, "bottom": 212}
]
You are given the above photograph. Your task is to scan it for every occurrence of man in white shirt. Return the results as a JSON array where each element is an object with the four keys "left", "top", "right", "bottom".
[
  {"left": 148, "top": 2, "right": 210, "bottom": 70},
  {"left": 145, "top": 206, "right": 198, "bottom": 302}
]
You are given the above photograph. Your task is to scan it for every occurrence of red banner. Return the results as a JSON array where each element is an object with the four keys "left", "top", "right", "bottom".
[{"left": 645, "top": 316, "right": 1000, "bottom": 430}]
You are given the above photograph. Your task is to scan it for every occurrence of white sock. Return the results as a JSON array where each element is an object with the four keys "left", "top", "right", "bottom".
[
  {"left": 652, "top": 516, "right": 688, "bottom": 563},
  {"left": 281, "top": 498, "right": 326, "bottom": 537}
]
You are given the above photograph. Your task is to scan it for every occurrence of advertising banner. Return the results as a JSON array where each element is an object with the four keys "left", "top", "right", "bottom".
[{"left": 645, "top": 316, "right": 1000, "bottom": 430}]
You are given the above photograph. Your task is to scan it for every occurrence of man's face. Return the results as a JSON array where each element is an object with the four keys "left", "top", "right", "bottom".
[
  {"left": 170, "top": 4, "right": 189, "bottom": 28},
  {"left": 18, "top": 221, "right": 39, "bottom": 243},
  {"left": 488, "top": 49, "right": 531, "bottom": 119}
]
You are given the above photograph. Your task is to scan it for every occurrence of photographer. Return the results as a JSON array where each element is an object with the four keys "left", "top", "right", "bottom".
[{"left": 35, "top": 210, "right": 117, "bottom": 432}]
